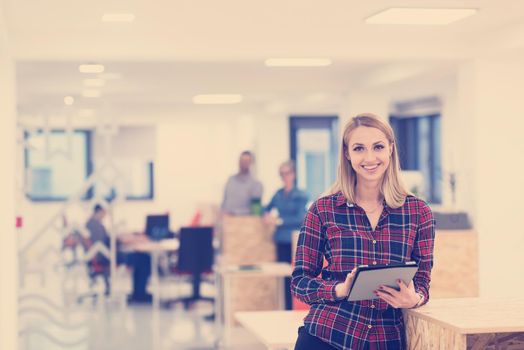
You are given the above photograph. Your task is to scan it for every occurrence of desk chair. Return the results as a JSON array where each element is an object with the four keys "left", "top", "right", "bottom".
[
  {"left": 77, "top": 237, "right": 110, "bottom": 304},
  {"left": 164, "top": 227, "right": 214, "bottom": 309}
]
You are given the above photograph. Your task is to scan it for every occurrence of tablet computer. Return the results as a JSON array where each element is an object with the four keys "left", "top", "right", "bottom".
[{"left": 347, "top": 261, "right": 418, "bottom": 302}]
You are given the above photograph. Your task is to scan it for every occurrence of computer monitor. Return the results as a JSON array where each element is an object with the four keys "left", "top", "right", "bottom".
[{"left": 145, "top": 214, "right": 170, "bottom": 241}]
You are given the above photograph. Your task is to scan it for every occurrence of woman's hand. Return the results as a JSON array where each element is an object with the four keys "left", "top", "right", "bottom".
[
  {"left": 374, "top": 280, "right": 421, "bottom": 309},
  {"left": 335, "top": 267, "right": 358, "bottom": 299}
]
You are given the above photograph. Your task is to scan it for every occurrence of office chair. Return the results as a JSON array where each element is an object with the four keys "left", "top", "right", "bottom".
[
  {"left": 76, "top": 237, "right": 111, "bottom": 304},
  {"left": 164, "top": 227, "right": 214, "bottom": 309}
]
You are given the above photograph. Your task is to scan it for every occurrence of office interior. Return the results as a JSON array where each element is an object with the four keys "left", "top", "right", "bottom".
[{"left": 1, "top": 1, "right": 524, "bottom": 349}]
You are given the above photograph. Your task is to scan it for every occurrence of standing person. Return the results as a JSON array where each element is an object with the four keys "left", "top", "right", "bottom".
[
  {"left": 221, "top": 150, "right": 264, "bottom": 215},
  {"left": 291, "top": 113, "right": 435, "bottom": 349},
  {"left": 264, "top": 160, "right": 308, "bottom": 310}
]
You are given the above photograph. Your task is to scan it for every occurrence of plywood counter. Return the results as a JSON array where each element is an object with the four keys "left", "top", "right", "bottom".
[{"left": 404, "top": 298, "right": 524, "bottom": 349}]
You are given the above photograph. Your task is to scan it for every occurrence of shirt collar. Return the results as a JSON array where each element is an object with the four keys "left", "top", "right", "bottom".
[
  {"left": 335, "top": 191, "right": 391, "bottom": 213},
  {"left": 335, "top": 191, "right": 348, "bottom": 207}
]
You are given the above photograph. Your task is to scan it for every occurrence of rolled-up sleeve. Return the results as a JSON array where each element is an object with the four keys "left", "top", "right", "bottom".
[
  {"left": 411, "top": 202, "right": 435, "bottom": 307},
  {"left": 291, "top": 203, "right": 338, "bottom": 304}
]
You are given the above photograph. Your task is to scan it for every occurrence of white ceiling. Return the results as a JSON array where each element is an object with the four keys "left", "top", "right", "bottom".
[
  {"left": 7, "top": 0, "right": 524, "bottom": 61},
  {"left": 7, "top": 0, "right": 524, "bottom": 117}
]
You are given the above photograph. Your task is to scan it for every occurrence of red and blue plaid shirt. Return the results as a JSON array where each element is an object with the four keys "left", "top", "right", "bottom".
[{"left": 291, "top": 191, "right": 435, "bottom": 350}]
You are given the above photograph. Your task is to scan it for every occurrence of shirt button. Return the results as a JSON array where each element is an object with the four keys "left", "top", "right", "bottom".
[
  {"left": 372, "top": 240, "right": 377, "bottom": 244},
  {"left": 371, "top": 304, "right": 375, "bottom": 309},
  {"left": 372, "top": 261, "right": 377, "bottom": 265},
  {"left": 368, "top": 325, "right": 372, "bottom": 329}
]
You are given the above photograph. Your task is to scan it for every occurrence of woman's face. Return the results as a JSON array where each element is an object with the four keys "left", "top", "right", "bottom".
[
  {"left": 346, "top": 126, "right": 392, "bottom": 184},
  {"left": 279, "top": 165, "right": 295, "bottom": 187}
]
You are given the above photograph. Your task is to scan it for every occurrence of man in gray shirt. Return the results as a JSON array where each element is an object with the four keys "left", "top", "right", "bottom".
[{"left": 221, "top": 151, "right": 263, "bottom": 215}]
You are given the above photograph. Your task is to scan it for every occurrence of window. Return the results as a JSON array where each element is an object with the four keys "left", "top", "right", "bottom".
[
  {"left": 95, "top": 160, "right": 154, "bottom": 201},
  {"left": 93, "top": 126, "right": 155, "bottom": 201},
  {"left": 290, "top": 116, "right": 339, "bottom": 202},
  {"left": 390, "top": 114, "right": 442, "bottom": 204},
  {"left": 25, "top": 129, "right": 93, "bottom": 201}
]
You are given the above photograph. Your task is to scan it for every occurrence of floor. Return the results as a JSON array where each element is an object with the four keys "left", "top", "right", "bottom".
[{"left": 18, "top": 263, "right": 267, "bottom": 350}]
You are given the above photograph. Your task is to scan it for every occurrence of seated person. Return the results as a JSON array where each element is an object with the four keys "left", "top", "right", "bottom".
[
  {"left": 85, "top": 204, "right": 111, "bottom": 294},
  {"left": 85, "top": 204, "right": 152, "bottom": 303}
]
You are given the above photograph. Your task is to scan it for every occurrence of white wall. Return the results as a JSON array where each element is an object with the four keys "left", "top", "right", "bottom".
[
  {"left": 458, "top": 59, "right": 524, "bottom": 297},
  {"left": 0, "top": 2, "right": 18, "bottom": 348}
]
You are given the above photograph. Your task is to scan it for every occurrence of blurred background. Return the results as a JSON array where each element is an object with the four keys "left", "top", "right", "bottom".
[{"left": 1, "top": 1, "right": 524, "bottom": 349}]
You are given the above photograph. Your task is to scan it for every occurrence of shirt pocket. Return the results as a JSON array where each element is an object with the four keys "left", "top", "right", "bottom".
[
  {"left": 325, "top": 223, "right": 368, "bottom": 271},
  {"left": 382, "top": 223, "right": 417, "bottom": 262}
]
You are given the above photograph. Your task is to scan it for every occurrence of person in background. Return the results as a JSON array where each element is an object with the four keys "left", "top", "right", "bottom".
[
  {"left": 291, "top": 113, "right": 435, "bottom": 349},
  {"left": 264, "top": 160, "right": 308, "bottom": 310},
  {"left": 85, "top": 204, "right": 152, "bottom": 303},
  {"left": 221, "top": 150, "right": 263, "bottom": 215},
  {"left": 85, "top": 204, "right": 111, "bottom": 295}
]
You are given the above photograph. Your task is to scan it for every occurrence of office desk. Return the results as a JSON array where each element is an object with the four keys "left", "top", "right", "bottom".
[
  {"left": 215, "top": 262, "right": 293, "bottom": 346},
  {"left": 131, "top": 239, "right": 179, "bottom": 310},
  {"left": 404, "top": 298, "right": 524, "bottom": 349},
  {"left": 235, "top": 310, "right": 307, "bottom": 350}
]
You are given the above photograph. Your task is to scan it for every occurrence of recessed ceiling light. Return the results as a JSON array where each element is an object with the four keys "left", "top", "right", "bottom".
[
  {"left": 193, "top": 94, "right": 243, "bottom": 104},
  {"left": 265, "top": 58, "right": 332, "bottom": 67},
  {"left": 365, "top": 8, "right": 478, "bottom": 25},
  {"left": 79, "top": 64, "right": 105, "bottom": 74},
  {"left": 83, "top": 78, "right": 106, "bottom": 87},
  {"left": 82, "top": 89, "right": 101, "bottom": 98},
  {"left": 64, "top": 96, "right": 74, "bottom": 106},
  {"left": 102, "top": 13, "right": 135, "bottom": 22}
]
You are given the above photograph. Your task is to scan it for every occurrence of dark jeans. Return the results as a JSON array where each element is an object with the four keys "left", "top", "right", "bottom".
[
  {"left": 295, "top": 326, "right": 404, "bottom": 350},
  {"left": 294, "top": 327, "right": 337, "bottom": 350},
  {"left": 276, "top": 242, "right": 292, "bottom": 310},
  {"left": 119, "top": 251, "right": 151, "bottom": 297}
]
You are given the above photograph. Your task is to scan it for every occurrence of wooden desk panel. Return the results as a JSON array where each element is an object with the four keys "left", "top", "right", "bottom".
[
  {"left": 431, "top": 230, "right": 478, "bottom": 298},
  {"left": 220, "top": 216, "right": 279, "bottom": 324}
]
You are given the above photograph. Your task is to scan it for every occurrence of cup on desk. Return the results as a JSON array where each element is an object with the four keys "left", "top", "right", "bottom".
[{"left": 250, "top": 198, "right": 262, "bottom": 216}]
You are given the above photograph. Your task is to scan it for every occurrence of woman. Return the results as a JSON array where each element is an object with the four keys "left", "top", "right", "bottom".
[
  {"left": 291, "top": 113, "right": 435, "bottom": 349},
  {"left": 264, "top": 160, "right": 308, "bottom": 309}
]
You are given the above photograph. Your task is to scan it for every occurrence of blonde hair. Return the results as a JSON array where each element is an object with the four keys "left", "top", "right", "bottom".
[
  {"left": 279, "top": 160, "right": 296, "bottom": 173},
  {"left": 328, "top": 113, "right": 410, "bottom": 208}
]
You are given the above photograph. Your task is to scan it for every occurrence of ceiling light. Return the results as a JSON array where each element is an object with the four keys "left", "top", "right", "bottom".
[
  {"left": 82, "top": 89, "right": 101, "bottom": 98},
  {"left": 63, "top": 96, "right": 74, "bottom": 106},
  {"left": 79, "top": 64, "right": 105, "bottom": 74},
  {"left": 102, "top": 13, "right": 135, "bottom": 22},
  {"left": 83, "top": 78, "right": 106, "bottom": 87},
  {"left": 365, "top": 8, "right": 478, "bottom": 25},
  {"left": 192, "top": 94, "right": 243, "bottom": 105},
  {"left": 265, "top": 58, "right": 332, "bottom": 67}
]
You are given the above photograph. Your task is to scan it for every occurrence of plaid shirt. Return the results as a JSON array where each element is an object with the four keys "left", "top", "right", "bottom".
[{"left": 291, "top": 191, "right": 435, "bottom": 350}]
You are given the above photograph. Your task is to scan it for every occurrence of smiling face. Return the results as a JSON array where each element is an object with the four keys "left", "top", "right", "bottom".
[{"left": 346, "top": 126, "right": 393, "bottom": 184}]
